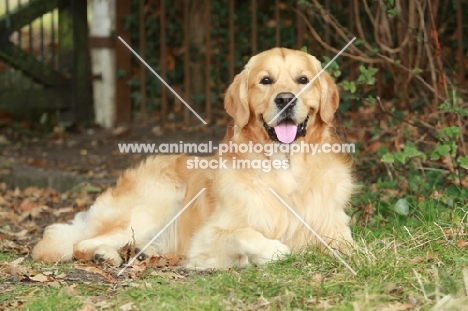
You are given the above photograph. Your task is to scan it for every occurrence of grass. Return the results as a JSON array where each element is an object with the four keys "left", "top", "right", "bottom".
[{"left": 1, "top": 197, "right": 468, "bottom": 310}]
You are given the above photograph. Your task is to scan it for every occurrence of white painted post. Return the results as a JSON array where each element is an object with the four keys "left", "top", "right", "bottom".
[{"left": 90, "top": 0, "right": 116, "bottom": 128}]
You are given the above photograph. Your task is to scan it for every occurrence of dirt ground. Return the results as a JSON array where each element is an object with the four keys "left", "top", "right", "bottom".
[
  {"left": 0, "top": 121, "right": 228, "bottom": 190},
  {"left": 0, "top": 120, "right": 227, "bottom": 261}
]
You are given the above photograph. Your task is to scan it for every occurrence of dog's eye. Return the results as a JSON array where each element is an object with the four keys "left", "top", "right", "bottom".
[
  {"left": 260, "top": 77, "right": 273, "bottom": 85},
  {"left": 298, "top": 76, "right": 309, "bottom": 84}
]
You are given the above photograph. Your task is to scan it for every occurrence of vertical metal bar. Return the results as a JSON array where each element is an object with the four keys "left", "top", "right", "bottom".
[
  {"left": 275, "top": 0, "right": 279, "bottom": 46},
  {"left": 348, "top": 0, "right": 356, "bottom": 110},
  {"left": 160, "top": 0, "right": 167, "bottom": 126},
  {"left": 139, "top": 0, "right": 147, "bottom": 122},
  {"left": 457, "top": 0, "right": 464, "bottom": 86},
  {"left": 5, "top": 0, "right": 11, "bottom": 85},
  {"left": 28, "top": 0, "right": 32, "bottom": 51},
  {"left": 17, "top": 0, "right": 22, "bottom": 49},
  {"left": 28, "top": 0, "right": 33, "bottom": 88},
  {"left": 183, "top": 0, "right": 191, "bottom": 126},
  {"left": 115, "top": 1, "right": 132, "bottom": 123},
  {"left": 296, "top": 2, "right": 303, "bottom": 49},
  {"left": 71, "top": 0, "right": 77, "bottom": 121},
  {"left": 204, "top": 0, "right": 211, "bottom": 123},
  {"left": 324, "top": 0, "right": 330, "bottom": 48},
  {"left": 17, "top": 0, "right": 23, "bottom": 85},
  {"left": 250, "top": 0, "right": 256, "bottom": 55},
  {"left": 229, "top": 0, "right": 234, "bottom": 82},
  {"left": 40, "top": 8, "right": 44, "bottom": 64},
  {"left": 51, "top": 7, "right": 56, "bottom": 69}
]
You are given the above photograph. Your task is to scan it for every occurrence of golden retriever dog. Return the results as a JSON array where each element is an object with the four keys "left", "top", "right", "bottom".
[{"left": 32, "top": 48, "right": 355, "bottom": 269}]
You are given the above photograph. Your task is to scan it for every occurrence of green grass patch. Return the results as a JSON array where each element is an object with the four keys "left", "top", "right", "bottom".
[{"left": 2, "top": 198, "right": 467, "bottom": 310}]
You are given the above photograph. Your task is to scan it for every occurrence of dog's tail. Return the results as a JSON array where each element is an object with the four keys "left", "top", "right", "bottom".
[{"left": 32, "top": 211, "right": 90, "bottom": 263}]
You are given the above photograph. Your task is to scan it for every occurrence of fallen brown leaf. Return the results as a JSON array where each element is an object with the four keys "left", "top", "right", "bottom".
[
  {"left": 74, "top": 264, "right": 116, "bottom": 283},
  {"left": 312, "top": 273, "right": 323, "bottom": 283},
  {"left": 17, "top": 199, "right": 40, "bottom": 212},
  {"left": 365, "top": 141, "right": 382, "bottom": 153},
  {"left": 409, "top": 255, "right": 436, "bottom": 264},
  {"left": 358, "top": 200, "right": 375, "bottom": 226},
  {"left": 65, "top": 284, "right": 79, "bottom": 296},
  {"left": 0, "top": 211, "right": 18, "bottom": 222},
  {"left": 145, "top": 254, "right": 185, "bottom": 269},
  {"left": 445, "top": 228, "right": 465, "bottom": 235},
  {"left": 119, "top": 302, "right": 133, "bottom": 311},
  {"left": 21, "top": 205, "right": 49, "bottom": 219},
  {"left": 0, "top": 228, "right": 28, "bottom": 239},
  {"left": 78, "top": 303, "right": 97, "bottom": 311},
  {"left": 1, "top": 257, "right": 28, "bottom": 280},
  {"left": 47, "top": 281, "right": 61, "bottom": 288},
  {"left": 52, "top": 206, "right": 75, "bottom": 217},
  {"left": 6, "top": 300, "right": 23, "bottom": 309},
  {"left": 457, "top": 239, "right": 467, "bottom": 248},
  {"left": 29, "top": 273, "right": 51, "bottom": 283},
  {"left": 0, "top": 195, "right": 11, "bottom": 206},
  {"left": 13, "top": 187, "right": 21, "bottom": 197},
  {"left": 75, "top": 198, "right": 91, "bottom": 209},
  {"left": 0, "top": 239, "right": 29, "bottom": 253},
  {"left": 112, "top": 126, "right": 131, "bottom": 137},
  {"left": 56, "top": 272, "right": 67, "bottom": 279}
]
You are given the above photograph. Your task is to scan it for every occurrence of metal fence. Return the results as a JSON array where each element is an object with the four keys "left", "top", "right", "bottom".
[{"left": 0, "top": 0, "right": 91, "bottom": 123}]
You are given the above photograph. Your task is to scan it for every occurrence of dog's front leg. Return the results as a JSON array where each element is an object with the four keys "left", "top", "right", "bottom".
[{"left": 186, "top": 226, "right": 290, "bottom": 269}]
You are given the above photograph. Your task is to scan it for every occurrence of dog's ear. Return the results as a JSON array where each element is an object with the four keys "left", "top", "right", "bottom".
[
  {"left": 309, "top": 56, "right": 340, "bottom": 125},
  {"left": 318, "top": 72, "right": 339, "bottom": 124},
  {"left": 224, "top": 69, "right": 250, "bottom": 128}
]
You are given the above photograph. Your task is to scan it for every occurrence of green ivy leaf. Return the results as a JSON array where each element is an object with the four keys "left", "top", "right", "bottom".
[
  {"left": 394, "top": 152, "right": 407, "bottom": 165},
  {"left": 366, "top": 96, "right": 377, "bottom": 106},
  {"left": 368, "top": 68, "right": 379, "bottom": 76},
  {"left": 387, "top": 8, "right": 400, "bottom": 18},
  {"left": 341, "top": 81, "right": 357, "bottom": 94},
  {"left": 366, "top": 77, "right": 376, "bottom": 85},
  {"left": 333, "top": 70, "right": 342, "bottom": 78},
  {"left": 440, "top": 126, "right": 460, "bottom": 139},
  {"left": 457, "top": 156, "right": 468, "bottom": 169},
  {"left": 403, "top": 142, "right": 427, "bottom": 162},
  {"left": 430, "top": 143, "right": 451, "bottom": 160},
  {"left": 412, "top": 67, "right": 423, "bottom": 74},
  {"left": 381, "top": 153, "right": 395, "bottom": 163},
  {"left": 354, "top": 39, "right": 364, "bottom": 46}
]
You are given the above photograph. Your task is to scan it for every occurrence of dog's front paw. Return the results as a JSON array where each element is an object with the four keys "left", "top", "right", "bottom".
[
  {"left": 134, "top": 244, "right": 160, "bottom": 260},
  {"left": 92, "top": 245, "right": 123, "bottom": 266},
  {"left": 253, "top": 240, "right": 290, "bottom": 265}
]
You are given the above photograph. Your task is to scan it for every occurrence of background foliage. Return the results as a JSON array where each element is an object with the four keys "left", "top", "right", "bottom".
[{"left": 125, "top": 0, "right": 467, "bottom": 212}]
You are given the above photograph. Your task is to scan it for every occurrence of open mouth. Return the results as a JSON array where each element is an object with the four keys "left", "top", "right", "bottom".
[{"left": 262, "top": 115, "right": 309, "bottom": 144}]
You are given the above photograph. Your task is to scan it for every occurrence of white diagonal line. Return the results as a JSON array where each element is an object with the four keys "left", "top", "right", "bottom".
[
  {"left": 268, "top": 37, "right": 356, "bottom": 125},
  {"left": 269, "top": 188, "right": 357, "bottom": 275},
  {"left": 118, "top": 36, "right": 207, "bottom": 125},
  {"left": 117, "top": 188, "right": 206, "bottom": 276}
]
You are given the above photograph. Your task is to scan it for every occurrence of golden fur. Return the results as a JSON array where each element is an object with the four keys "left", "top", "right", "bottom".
[{"left": 32, "top": 48, "right": 355, "bottom": 268}]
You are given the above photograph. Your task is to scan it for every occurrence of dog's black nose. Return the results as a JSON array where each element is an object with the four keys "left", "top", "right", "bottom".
[{"left": 274, "top": 92, "right": 296, "bottom": 110}]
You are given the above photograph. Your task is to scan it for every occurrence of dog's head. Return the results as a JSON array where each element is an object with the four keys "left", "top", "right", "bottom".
[{"left": 225, "top": 48, "right": 339, "bottom": 144}]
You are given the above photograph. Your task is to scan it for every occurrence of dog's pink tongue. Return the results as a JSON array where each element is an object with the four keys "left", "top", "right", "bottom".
[{"left": 274, "top": 121, "right": 297, "bottom": 144}]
